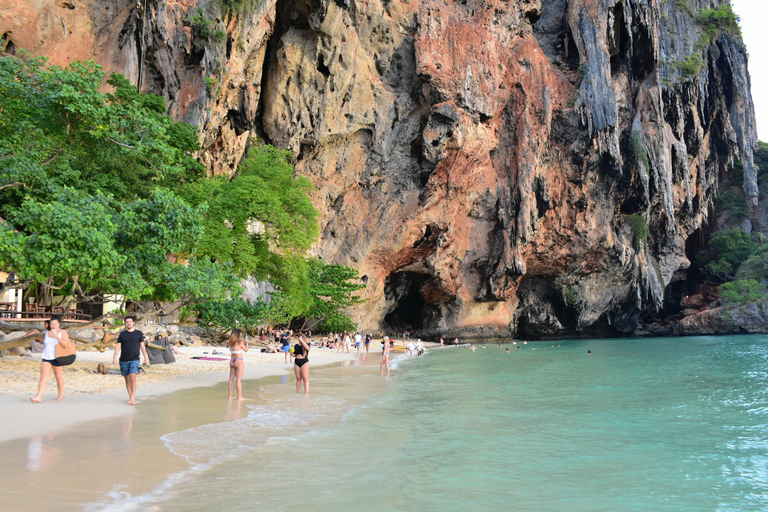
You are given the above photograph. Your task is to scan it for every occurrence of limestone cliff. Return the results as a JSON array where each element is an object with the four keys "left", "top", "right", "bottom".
[{"left": 1, "top": 0, "right": 759, "bottom": 338}]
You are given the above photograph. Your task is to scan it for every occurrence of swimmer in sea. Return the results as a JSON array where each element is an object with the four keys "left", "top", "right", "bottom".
[
  {"left": 505, "top": 348, "right": 510, "bottom": 353},
  {"left": 587, "top": 350, "right": 592, "bottom": 356}
]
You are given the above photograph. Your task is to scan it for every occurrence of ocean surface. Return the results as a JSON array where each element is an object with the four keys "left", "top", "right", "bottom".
[{"left": 87, "top": 335, "right": 768, "bottom": 512}]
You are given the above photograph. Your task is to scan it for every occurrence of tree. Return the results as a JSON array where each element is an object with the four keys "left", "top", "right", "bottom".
[
  {"left": 301, "top": 259, "right": 366, "bottom": 332},
  {"left": 0, "top": 54, "right": 204, "bottom": 216},
  {"left": 178, "top": 145, "right": 319, "bottom": 314},
  {"left": 694, "top": 229, "right": 758, "bottom": 281},
  {"left": 0, "top": 188, "right": 124, "bottom": 303},
  {"left": 719, "top": 279, "right": 768, "bottom": 307},
  {"left": 194, "top": 298, "right": 267, "bottom": 336}
]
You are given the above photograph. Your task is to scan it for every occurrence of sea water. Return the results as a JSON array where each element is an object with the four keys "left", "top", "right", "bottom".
[{"left": 89, "top": 336, "right": 768, "bottom": 511}]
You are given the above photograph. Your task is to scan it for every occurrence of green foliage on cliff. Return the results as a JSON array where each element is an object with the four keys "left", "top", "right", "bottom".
[
  {"left": 628, "top": 131, "right": 650, "bottom": 173},
  {"left": 716, "top": 188, "right": 748, "bottom": 223},
  {"left": 673, "top": 4, "right": 740, "bottom": 80},
  {"left": 677, "top": 55, "right": 704, "bottom": 78},
  {"left": 695, "top": 230, "right": 757, "bottom": 280},
  {"left": 735, "top": 245, "right": 768, "bottom": 282},
  {"left": 185, "top": 9, "right": 226, "bottom": 50},
  {"left": 719, "top": 279, "right": 768, "bottom": 307},
  {"left": 695, "top": 5, "right": 741, "bottom": 39},
  {"left": 624, "top": 214, "right": 649, "bottom": 245}
]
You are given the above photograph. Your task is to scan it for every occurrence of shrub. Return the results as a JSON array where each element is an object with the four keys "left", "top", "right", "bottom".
[
  {"left": 695, "top": 229, "right": 758, "bottom": 280},
  {"left": 624, "top": 214, "right": 649, "bottom": 245},
  {"left": 185, "top": 9, "right": 226, "bottom": 50},
  {"left": 204, "top": 76, "right": 218, "bottom": 95},
  {"left": 677, "top": 54, "right": 703, "bottom": 78},
  {"left": 716, "top": 188, "right": 748, "bottom": 222},
  {"left": 735, "top": 245, "right": 768, "bottom": 282},
  {"left": 628, "top": 131, "right": 650, "bottom": 172},
  {"left": 695, "top": 5, "right": 741, "bottom": 38},
  {"left": 719, "top": 279, "right": 768, "bottom": 307}
]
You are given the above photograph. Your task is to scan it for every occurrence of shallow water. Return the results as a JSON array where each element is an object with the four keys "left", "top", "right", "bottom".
[{"left": 16, "top": 336, "right": 768, "bottom": 511}]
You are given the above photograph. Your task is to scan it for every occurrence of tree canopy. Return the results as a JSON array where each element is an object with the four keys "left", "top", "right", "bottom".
[{"left": 0, "top": 53, "right": 365, "bottom": 331}]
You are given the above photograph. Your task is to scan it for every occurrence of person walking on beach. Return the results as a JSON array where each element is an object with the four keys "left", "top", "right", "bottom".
[
  {"left": 30, "top": 316, "right": 71, "bottom": 403},
  {"left": 364, "top": 333, "right": 371, "bottom": 353},
  {"left": 280, "top": 329, "right": 291, "bottom": 364},
  {"left": 113, "top": 316, "right": 149, "bottom": 406},
  {"left": 344, "top": 332, "right": 352, "bottom": 353},
  {"left": 354, "top": 332, "right": 363, "bottom": 354},
  {"left": 380, "top": 336, "right": 391, "bottom": 377},
  {"left": 290, "top": 334, "right": 311, "bottom": 394},
  {"left": 228, "top": 328, "right": 249, "bottom": 399}
]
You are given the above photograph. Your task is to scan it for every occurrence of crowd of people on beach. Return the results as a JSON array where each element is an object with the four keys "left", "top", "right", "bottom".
[{"left": 27, "top": 314, "right": 589, "bottom": 406}]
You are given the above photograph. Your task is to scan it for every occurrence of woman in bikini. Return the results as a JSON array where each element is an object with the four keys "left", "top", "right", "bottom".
[
  {"left": 228, "top": 328, "right": 249, "bottom": 399},
  {"left": 30, "top": 316, "right": 71, "bottom": 403},
  {"left": 380, "top": 336, "right": 391, "bottom": 377},
  {"left": 290, "top": 334, "right": 311, "bottom": 395}
]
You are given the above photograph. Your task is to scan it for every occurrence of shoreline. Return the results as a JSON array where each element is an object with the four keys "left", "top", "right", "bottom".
[{"left": 0, "top": 346, "right": 357, "bottom": 443}]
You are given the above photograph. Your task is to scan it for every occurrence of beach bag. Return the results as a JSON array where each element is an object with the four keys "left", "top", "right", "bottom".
[{"left": 54, "top": 337, "right": 77, "bottom": 366}]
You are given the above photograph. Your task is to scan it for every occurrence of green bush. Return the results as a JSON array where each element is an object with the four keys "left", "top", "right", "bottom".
[
  {"left": 677, "top": 54, "right": 703, "bottom": 78},
  {"left": 628, "top": 131, "right": 650, "bottom": 172},
  {"left": 674, "top": 5, "right": 740, "bottom": 81},
  {"left": 695, "top": 5, "right": 740, "bottom": 38},
  {"left": 624, "top": 214, "right": 649, "bottom": 245},
  {"left": 185, "top": 9, "right": 226, "bottom": 50},
  {"left": 695, "top": 229, "right": 758, "bottom": 280},
  {"left": 716, "top": 188, "right": 748, "bottom": 222},
  {"left": 735, "top": 246, "right": 768, "bottom": 282},
  {"left": 204, "top": 76, "right": 218, "bottom": 95},
  {"left": 756, "top": 141, "right": 768, "bottom": 179},
  {"left": 719, "top": 279, "right": 768, "bottom": 307}
]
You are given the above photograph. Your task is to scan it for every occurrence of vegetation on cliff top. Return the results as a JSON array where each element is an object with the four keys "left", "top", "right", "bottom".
[
  {"left": 0, "top": 55, "right": 364, "bottom": 331},
  {"left": 673, "top": 3, "right": 741, "bottom": 79}
]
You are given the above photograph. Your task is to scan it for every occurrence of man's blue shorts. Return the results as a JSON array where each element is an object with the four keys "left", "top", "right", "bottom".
[{"left": 120, "top": 360, "right": 140, "bottom": 377}]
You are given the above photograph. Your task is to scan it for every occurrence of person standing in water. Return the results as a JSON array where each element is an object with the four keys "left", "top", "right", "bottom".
[
  {"left": 228, "top": 328, "right": 249, "bottom": 399},
  {"left": 30, "top": 316, "right": 71, "bottom": 403},
  {"left": 364, "top": 333, "right": 371, "bottom": 353},
  {"left": 113, "top": 316, "right": 149, "bottom": 406},
  {"left": 380, "top": 336, "right": 392, "bottom": 376},
  {"left": 290, "top": 334, "right": 311, "bottom": 394}
]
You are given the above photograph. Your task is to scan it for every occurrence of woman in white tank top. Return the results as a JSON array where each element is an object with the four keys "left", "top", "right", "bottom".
[{"left": 30, "top": 315, "right": 71, "bottom": 403}]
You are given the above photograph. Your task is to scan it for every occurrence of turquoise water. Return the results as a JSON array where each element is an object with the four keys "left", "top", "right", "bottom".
[{"left": 90, "top": 336, "right": 768, "bottom": 511}]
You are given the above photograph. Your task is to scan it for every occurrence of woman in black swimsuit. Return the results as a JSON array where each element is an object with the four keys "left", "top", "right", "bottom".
[{"left": 290, "top": 334, "right": 311, "bottom": 395}]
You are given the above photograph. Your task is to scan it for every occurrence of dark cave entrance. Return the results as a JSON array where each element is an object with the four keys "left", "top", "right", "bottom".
[{"left": 383, "top": 272, "right": 432, "bottom": 331}]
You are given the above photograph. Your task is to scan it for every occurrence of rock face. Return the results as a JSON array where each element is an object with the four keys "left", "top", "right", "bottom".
[
  {"left": 674, "top": 303, "right": 768, "bottom": 336},
  {"left": 1, "top": 0, "right": 759, "bottom": 338}
]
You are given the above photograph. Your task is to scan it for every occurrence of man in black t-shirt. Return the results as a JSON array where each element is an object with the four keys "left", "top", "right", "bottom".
[
  {"left": 280, "top": 330, "right": 291, "bottom": 364},
  {"left": 113, "top": 316, "right": 149, "bottom": 405}
]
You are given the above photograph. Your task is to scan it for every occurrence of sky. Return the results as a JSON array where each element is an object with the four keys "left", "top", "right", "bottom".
[{"left": 730, "top": 0, "right": 768, "bottom": 141}]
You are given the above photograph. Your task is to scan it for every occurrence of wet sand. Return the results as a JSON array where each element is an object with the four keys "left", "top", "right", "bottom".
[
  {"left": 0, "top": 355, "right": 384, "bottom": 512},
  {"left": 0, "top": 346, "right": 356, "bottom": 443}
]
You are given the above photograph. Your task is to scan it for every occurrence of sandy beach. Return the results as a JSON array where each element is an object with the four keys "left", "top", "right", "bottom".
[{"left": 0, "top": 344, "right": 357, "bottom": 443}]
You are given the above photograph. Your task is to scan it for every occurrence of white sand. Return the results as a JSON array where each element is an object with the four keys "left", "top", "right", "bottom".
[{"left": 0, "top": 345, "right": 356, "bottom": 443}]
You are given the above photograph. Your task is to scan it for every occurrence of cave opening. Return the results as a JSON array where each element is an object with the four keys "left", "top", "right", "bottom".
[
  {"left": 384, "top": 272, "right": 432, "bottom": 331},
  {"left": 316, "top": 54, "right": 331, "bottom": 78}
]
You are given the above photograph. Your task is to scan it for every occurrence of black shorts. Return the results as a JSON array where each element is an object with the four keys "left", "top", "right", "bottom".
[{"left": 42, "top": 358, "right": 62, "bottom": 367}]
